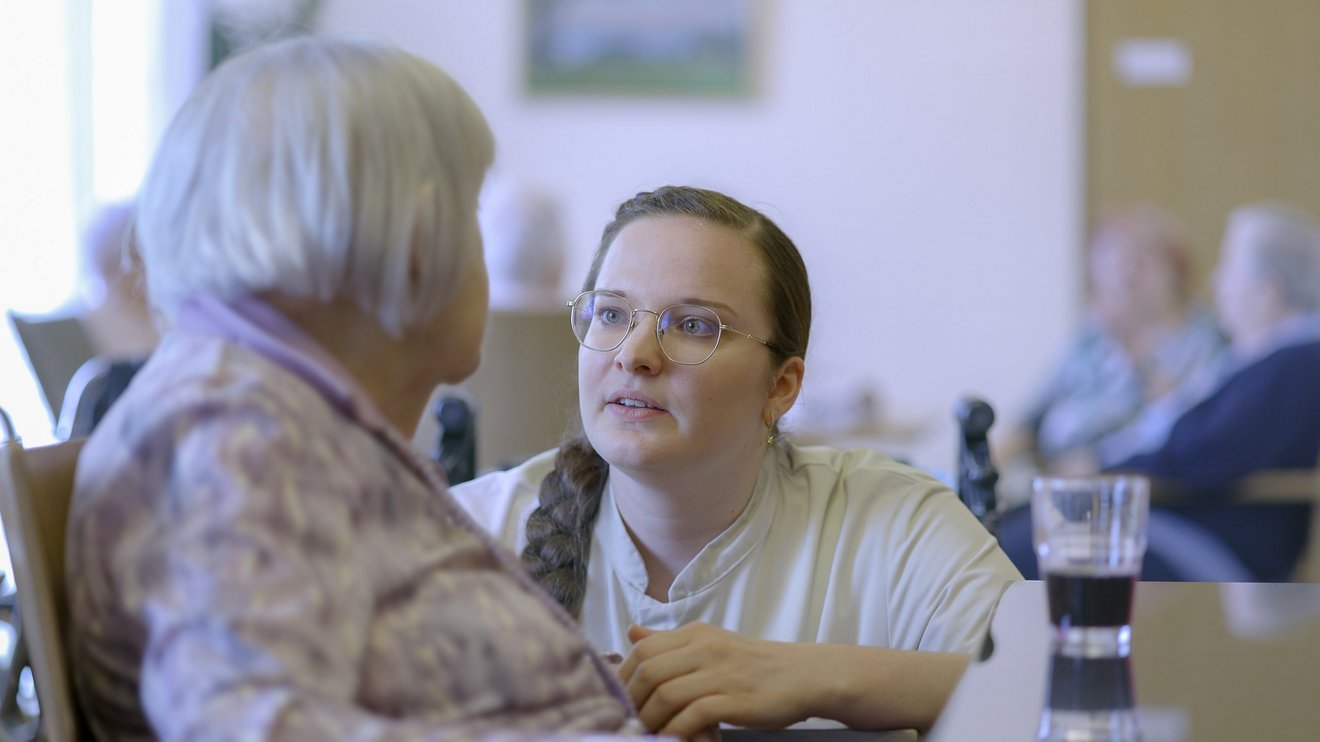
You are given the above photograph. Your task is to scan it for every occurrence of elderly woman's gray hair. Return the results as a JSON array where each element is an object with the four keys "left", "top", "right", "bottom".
[
  {"left": 1229, "top": 201, "right": 1320, "bottom": 312},
  {"left": 134, "top": 35, "right": 494, "bottom": 335}
]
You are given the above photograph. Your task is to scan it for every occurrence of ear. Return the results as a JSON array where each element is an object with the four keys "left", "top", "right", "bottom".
[
  {"left": 762, "top": 355, "right": 805, "bottom": 428},
  {"left": 408, "top": 183, "right": 437, "bottom": 292},
  {"left": 1259, "top": 273, "right": 1291, "bottom": 316}
]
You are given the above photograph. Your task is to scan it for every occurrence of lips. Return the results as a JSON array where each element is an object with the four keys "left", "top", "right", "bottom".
[{"left": 607, "top": 391, "right": 667, "bottom": 412}]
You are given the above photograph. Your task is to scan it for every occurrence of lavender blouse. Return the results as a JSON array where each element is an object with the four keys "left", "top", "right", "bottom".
[{"left": 66, "top": 297, "right": 640, "bottom": 741}]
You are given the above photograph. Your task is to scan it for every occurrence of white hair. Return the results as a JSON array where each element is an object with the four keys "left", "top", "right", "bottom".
[
  {"left": 135, "top": 35, "right": 494, "bottom": 335},
  {"left": 1229, "top": 201, "right": 1320, "bottom": 312}
]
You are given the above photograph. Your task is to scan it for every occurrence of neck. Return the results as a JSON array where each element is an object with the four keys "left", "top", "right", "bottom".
[
  {"left": 1110, "top": 304, "right": 1184, "bottom": 359},
  {"left": 1232, "top": 309, "right": 1309, "bottom": 362},
  {"left": 610, "top": 440, "right": 768, "bottom": 602},
  {"left": 263, "top": 295, "right": 434, "bottom": 436}
]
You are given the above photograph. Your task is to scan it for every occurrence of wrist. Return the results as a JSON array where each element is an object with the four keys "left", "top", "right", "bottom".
[{"left": 797, "top": 643, "right": 877, "bottom": 727}]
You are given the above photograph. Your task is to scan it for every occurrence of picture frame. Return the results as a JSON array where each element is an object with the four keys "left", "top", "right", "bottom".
[{"left": 525, "top": 0, "right": 756, "bottom": 97}]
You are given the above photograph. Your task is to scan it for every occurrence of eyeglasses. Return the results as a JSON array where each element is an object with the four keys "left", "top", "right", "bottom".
[{"left": 567, "top": 290, "right": 780, "bottom": 366}]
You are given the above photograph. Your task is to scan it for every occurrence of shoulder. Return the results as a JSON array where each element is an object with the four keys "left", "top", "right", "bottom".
[
  {"left": 1228, "top": 339, "right": 1320, "bottom": 388},
  {"left": 778, "top": 443, "right": 948, "bottom": 497},
  {"left": 1269, "top": 338, "right": 1320, "bottom": 365},
  {"left": 451, "top": 448, "right": 557, "bottom": 548},
  {"left": 78, "top": 333, "right": 356, "bottom": 512},
  {"left": 772, "top": 444, "right": 966, "bottom": 529}
]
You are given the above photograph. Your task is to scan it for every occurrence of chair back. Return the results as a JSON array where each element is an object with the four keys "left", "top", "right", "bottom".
[
  {"left": 6, "top": 313, "right": 97, "bottom": 426},
  {"left": 0, "top": 426, "right": 87, "bottom": 741},
  {"left": 1237, "top": 467, "right": 1320, "bottom": 582}
]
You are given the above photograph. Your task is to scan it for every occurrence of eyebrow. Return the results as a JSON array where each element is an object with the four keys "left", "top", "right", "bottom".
[{"left": 597, "top": 289, "right": 741, "bottom": 319}]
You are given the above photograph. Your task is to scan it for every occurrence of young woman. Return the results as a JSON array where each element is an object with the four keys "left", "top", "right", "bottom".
[
  {"left": 66, "top": 37, "right": 642, "bottom": 740},
  {"left": 453, "top": 186, "right": 1021, "bottom": 737}
]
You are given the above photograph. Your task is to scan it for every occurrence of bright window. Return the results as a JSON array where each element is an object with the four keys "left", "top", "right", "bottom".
[{"left": 0, "top": 0, "right": 194, "bottom": 447}]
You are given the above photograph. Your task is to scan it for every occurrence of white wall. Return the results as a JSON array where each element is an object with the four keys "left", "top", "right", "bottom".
[{"left": 321, "top": 0, "right": 1083, "bottom": 471}]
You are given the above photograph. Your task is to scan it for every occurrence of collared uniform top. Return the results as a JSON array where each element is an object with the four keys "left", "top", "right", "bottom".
[
  {"left": 66, "top": 297, "right": 640, "bottom": 742},
  {"left": 453, "top": 445, "right": 1022, "bottom": 657}
]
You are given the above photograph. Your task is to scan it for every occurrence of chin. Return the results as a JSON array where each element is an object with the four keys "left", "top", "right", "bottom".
[
  {"left": 446, "top": 348, "right": 483, "bottom": 383},
  {"left": 591, "top": 431, "right": 676, "bottom": 474}
]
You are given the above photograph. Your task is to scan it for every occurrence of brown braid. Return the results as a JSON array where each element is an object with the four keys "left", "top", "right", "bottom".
[
  {"left": 521, "top": 185, "right": 813, "bottom": 617},
  {"left": 520, "top": 436, "right": 608, "bottom": 618}
]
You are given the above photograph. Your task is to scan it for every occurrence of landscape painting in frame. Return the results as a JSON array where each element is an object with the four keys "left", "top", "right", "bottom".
[{"left": 526, "top": 0, "right": 755, "bottom": 96}]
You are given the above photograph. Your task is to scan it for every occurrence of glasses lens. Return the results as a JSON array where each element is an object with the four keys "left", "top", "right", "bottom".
[
  {"left": 572, "top": 291, "right": 632, "bottom": 351},
  {"left": 657, "top": 304, "right": 721, "bottom": 364}
]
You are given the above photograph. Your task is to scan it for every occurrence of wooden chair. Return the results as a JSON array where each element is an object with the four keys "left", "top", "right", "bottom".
[
  {"left": 1235, "top": 467, "right": 1320, "bottom": 582},
  {"left": 0, "top": 422, "right": 88, "bottom": 741},
  {"left": 1145, "top": 466, "right": 1320, "bottom": 583}
]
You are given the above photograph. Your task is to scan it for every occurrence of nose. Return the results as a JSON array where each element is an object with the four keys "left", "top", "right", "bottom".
[{"left": 614, "top": 309, "right": 664, "bottom": 374}]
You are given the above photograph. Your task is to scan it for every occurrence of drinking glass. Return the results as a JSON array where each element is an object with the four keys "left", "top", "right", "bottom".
[{"left": 1032, "top": 475, "right": 1150, "bottom": 657}]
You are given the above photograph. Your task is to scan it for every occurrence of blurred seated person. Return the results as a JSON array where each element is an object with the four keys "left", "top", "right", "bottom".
[
  {"left": 1001, "top": 205, "right": 1227, "bottom": 488},
  {"left": 70, "top": 199, "right": 160, "bottom": 433},
  {"left": 453, "top": 186, "right": 1022, "bottom": 736},
  {"left": 67, "top": 36, "right": 642, "bottom": 740},
  {"left": 79, "top": 198, "right": 159, "bottom": 360},
  {"left": 1000, "top": 201, "right": 1320, "bottom": 582}
]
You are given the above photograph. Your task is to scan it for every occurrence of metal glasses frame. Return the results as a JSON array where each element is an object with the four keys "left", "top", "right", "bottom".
[{"left": 567, "top": 290, "right": 781, "bottom": 365}]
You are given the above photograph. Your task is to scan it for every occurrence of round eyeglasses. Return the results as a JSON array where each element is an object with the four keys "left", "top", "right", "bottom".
[{"left": 568, "top": 290, "right": 781, "bottom": 366}]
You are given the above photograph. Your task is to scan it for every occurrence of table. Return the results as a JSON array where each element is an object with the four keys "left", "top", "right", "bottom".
[{"left": 928, "top": 580, "right": 1320, "bottom": 741}]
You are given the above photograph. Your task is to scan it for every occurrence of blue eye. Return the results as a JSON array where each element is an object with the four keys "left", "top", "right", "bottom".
[
  {"left": 673, "top": 314, "right": 718, "bottom": 337},
  {"left": 598, "top": 306, "right": 626, "bottom": 325}
]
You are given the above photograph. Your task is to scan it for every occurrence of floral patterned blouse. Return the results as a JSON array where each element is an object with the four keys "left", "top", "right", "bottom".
[{"left": 66, "top": 297, "right": 641, "bottom": 741}]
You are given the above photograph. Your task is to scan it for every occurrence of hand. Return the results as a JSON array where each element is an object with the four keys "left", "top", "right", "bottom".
[{"left": 618, "top": 623, "right": 814, "bottom": 738}]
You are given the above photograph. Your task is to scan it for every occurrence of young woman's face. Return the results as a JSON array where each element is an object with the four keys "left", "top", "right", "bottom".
[{"left": 578, "top": 215, "right": 783, "bottom": 476}]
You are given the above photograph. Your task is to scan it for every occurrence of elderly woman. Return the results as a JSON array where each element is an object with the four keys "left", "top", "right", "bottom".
[
  {"left": 999, "top": 201, "right": 1320, "bottom": 582},
  {"left": 66, "top": 37, "right": 640, "bottom": 740},
  {"left": 454, "top": 186, "right": 1022, "bottom": 736},
  {"left": 1003, "top": 205, "right": 1228, "bottom": 479}
]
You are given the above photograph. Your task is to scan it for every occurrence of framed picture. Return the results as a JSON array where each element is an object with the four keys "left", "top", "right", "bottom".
[{"left": 525, "top": 0, "right": 756, "bottom": 96}]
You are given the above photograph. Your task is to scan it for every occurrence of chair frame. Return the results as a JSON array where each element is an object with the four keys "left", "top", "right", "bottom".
[
  {"left": 52, "top": 359, "right": 112, "bottom": 443},
  {"left": 1236, "top": 468, "right": 1320, "bottom": 582},
  {"left": 1149, "top": 466, "right": 1320, "bottom": 582},
  {"left": 0, "top": 431, "right": 87, "bottom": 741}
]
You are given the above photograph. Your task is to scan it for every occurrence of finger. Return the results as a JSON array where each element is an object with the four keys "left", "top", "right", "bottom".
[
  {"left": 628, "top": 623, "right": 657, "bottom": 643},
  {"left": 659, "top": 694, "right": 736, "bottom": 740},
  {"left": 626, "top": 646, "right": 711, "bottom": 723},
  {"left": 619, "top": 625, "right": 687, "bottom": 684},
  {"left": 633, "top": 659, "right": 733, "bottom": 733}
]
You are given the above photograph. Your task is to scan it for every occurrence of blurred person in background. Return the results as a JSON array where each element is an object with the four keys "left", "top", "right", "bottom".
[
  {"left": 999, "top": 205, "right": 1227, "bottom": 497},
  {"left": 78, "top": 198, "right": 159, "bottom": 361},
  {"left": 67, "top": 35, "right": 647, "bottom": 740},
  {"left": 65, "top": 199, "right": 159, "bottom": 434},
  {"left": 1000, "top": 201, "right": 1320, "bottom": 582}
]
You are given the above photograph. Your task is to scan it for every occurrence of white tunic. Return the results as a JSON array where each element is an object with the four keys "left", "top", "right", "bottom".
[{"left": 452, "top": 444, "right": 1021, "bottom": 657}]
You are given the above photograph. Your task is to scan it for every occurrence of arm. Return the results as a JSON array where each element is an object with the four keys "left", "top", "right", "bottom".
[
  {"left": 619, "top": 623, "right": 968, "bottom": 736},
  {"left": 1112, "top": 344, "right": 1320, "bottom": 487}
]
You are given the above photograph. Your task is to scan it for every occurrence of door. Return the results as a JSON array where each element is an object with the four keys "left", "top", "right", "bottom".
[{"left": 1087, "top": 0, "right": 1320, "bottom": 290}]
